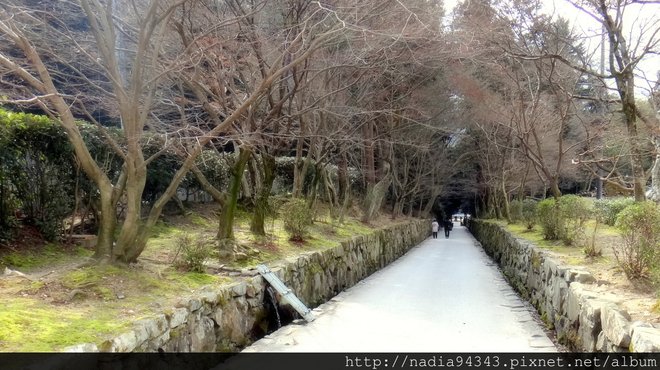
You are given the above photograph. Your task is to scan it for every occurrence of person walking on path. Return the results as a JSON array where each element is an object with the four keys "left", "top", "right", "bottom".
[
  {"left": 444, "top": 218, "right": 453, "bottom": 238},
  {"left": 431, "top": 219, "right": 439, "bottom": 239}
]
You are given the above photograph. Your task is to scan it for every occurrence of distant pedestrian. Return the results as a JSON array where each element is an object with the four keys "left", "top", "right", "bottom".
[
  {"left": 444, "top": 218, "right": 453, "bottom": 238},
  {"left": 431, "top": 219, "right": 439, "bottom": 239}
]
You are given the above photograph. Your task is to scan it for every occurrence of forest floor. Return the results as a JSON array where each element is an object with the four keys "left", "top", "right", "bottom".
[
  {"left": 0, "top": 203, "right": 410, "bottom": 351},
  {"left": 501, "top": 220, "right": 660, "bottom": 324}
]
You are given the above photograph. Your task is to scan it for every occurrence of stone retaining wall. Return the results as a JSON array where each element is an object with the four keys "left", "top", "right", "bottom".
[
  {"left": 469, "top": 220, "right": 660, "bottom": 352},
  {"left": 65, "top": 220, "right": 429, "bottom": 352}
]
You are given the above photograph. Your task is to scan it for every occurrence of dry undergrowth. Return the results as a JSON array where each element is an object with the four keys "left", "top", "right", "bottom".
[{"left": 504, "top": 221, "right": 660, "bottom": 324}]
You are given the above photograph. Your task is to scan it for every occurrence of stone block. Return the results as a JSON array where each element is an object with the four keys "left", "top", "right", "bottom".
[
  {"left": 212, "top": 307, "right": 223, "bottom": 325},
  {"left": 542, "top": 259, "right": 555, "bottom": 282},
  {"left": 246, "top": 278, "right": 263, "bottom": 298},
  {"left": 164, "top": 326, "right": 191, "bottom": 352},
  {"left": 246, "top": 297, "right": 262, "bottom": 309},
  {"left": 596, "top": 331, "right": 609, "bottom": 352},
  {"left": 188, "top": 298, "right": 202, "bottom": 312},
  {"left": 550, "top": 277, "right": 568, "bottom": 314},
  {"left": 132, "top": 322, "right": 150, "bottom": 346},
  {"left": 628, "top": 320, "right": 653, "bottom": 337},
  {"left": 62, "top": 343, "right": 99, "bottom": 352},
  {"left": 566, "top": 283, "right": 584, "bottom": 324},
  {"left": 231, "top": 281, "right": 248, "bottom": 297},
  {"left": 190, "top": 316, "right": 216, "bottom": 352},
  {"left": 143, "top": 330, "right": 171, "bottom": 352},
  {"left": 630, "top": 326, "right": 660, "bottom": 352},
  {"left": 100, "top": 330, "right": 139, "bottom": 352},
  {"left": 577, "top": 298, "right": 604, "bottom": 351},
  {"left": 198, "top": 289, "right": 220, "bottom": 305},
  {"left": 217, "top": 297, "right": 251, "bottom": 344},
  {"left": 168, "top": 307, "right": 189, "bottom": 328},
  {"left": 574, "top": 271, "right": 596, "bottom": 284},
  {"left": 135, "top": 315, "right": 168, "bottom": 339},
  {"left": 601, "top": 304, "right": 631, "bottom": 348}
]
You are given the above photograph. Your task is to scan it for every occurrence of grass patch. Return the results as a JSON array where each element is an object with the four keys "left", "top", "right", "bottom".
[
  {"left": 0, "top": 243, "right": 92, "bottom": 271},
  {"left": 190, "top": 214, "right": 213, "bottom": 228},
  {"left": 0, "top": 299, "right": 129, "bottom": 351},
  {"left": 652, "top": 300, "right": 660, "bottom": 314},
  {"left": 504, "top": 223, "right": 560, "bottom": 249},
  {"left": 169, "top": 271, "right": 224, "bottom": 287},
  {"left": 149, "top": 221, "right": 181, "bottom": 237},
  {"left": 61, "top": 265, "right": 123, "bottom": 289}
]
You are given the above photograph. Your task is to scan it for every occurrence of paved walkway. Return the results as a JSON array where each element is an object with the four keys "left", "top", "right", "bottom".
[{"left": 244, "top": 223, "right": 557, "bottom": 352}]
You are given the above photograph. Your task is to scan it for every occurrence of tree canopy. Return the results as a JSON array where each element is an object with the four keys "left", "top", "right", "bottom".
[{"left": 0, "top": 0, "right": 658, "bottom": 261}]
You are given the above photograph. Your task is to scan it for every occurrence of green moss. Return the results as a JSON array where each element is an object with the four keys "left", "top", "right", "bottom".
[
  {"left": 299, "top": 236, "right": 331, "bottom": 250},
  {"left": 530, "top": 250, "right": 542, "bottom": 269},
  {"left": 0, "top": 299, "right": 129, "bottom": 351},
  {"left": 565, "top": 256, "right": 584, "bottom": 266},
  {"left": 336, "top": 220, "right": 374, "bottom": 237},
  {"left": 540, "top": 311, "right": 555, "bottom": 330},
  {"left": 1, "top": 244, "right": 91, "bottom": 270},
  {"left": 94, "top": 286, "right": 115, "bottom": 301},
  {"left": 506, "top": 223, "right": 548, "bottom": 246},
  {"left": 27, "top": 281, "right": 46, "bottom": 294},
  {"left": 190, "top": 214, "right": 213, "bottom": 228},
  {"left": 1, "top": 253, "right": 39, "bottom": 268},
  {"left": 558, "top": 329, "right": 581, "bottom": 350},
  {"left": 61, "top": 266, "right": 123, "bottom": 289},
  {"left": 652, "top": 300, "right": 660, "bottom": 314},
  {"left": 309, "top": 262, "right": 323, "bottom": 275},
  {"left": 149, "top": 221, "right": 182, "bottom": 238},
  {"left": 168, "top": 271, "right": 223, "bottom": 287}
]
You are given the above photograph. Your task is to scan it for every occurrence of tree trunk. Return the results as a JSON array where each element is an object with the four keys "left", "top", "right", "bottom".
[
  {"left": 601, "top": 2, "right": 646, "bottom": 201},
  {"left": 500, "top": 168, "right": 510, "bottom": 221},
  {"left": 337, "top": 151, "right": 351, "bottom": 224},
  {"left": 649, "top": 136, "right": 660, "bottom": 202},
  {"left": 362, "top": 163, "right": 390, "bottom": 222},
  {"left": 94, "top": 191, "right": 117, "bottom": 262},
  {"left": 218, "top": 147, "right": 252, "bottom": 241},
  {"left": 307, "top": 164, "right": 321, "bottom": 213},
  {"left": 549, "top": 176, "right": 562, "bottom": 200},
  {"left": 250, "top": 154, "right": 276, "bottom": 236},
  {"left": 113, "top": 153, "right": 147, "bottom": 262},
  {"left": 363, "top": 121, "right": 376, "bottom": 186},
  {"left": 292, "top": 116, "right": 307, "bottom": 197}
]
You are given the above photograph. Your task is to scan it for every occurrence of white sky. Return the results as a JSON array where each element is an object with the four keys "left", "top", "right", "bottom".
[{"left": 443, "top": 0, "right": 659, "bottom": 95}]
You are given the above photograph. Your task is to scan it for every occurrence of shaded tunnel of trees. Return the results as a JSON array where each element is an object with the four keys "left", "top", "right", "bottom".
[{"left": 0, "top": 0, "right": 658, "bottom": 264}]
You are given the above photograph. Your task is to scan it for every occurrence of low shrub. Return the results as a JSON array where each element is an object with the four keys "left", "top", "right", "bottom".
[
  {"left": 614, "top": 201, "right": 660, "bottom": 279},
  {"left": 593, "top": 197, "right": 635, "bottom": 226},
  {"left": 521, "top": 199, "right": 538, "bottom": 230},
  {"left": 582, "top": 226, "right": 603, "bottom": 258},
  {"left": 558, "top": 195, "right": 592, "bottom": 246},
  {"left": 537, "top": 198, "right": 561, "bottom": 240},
  {"left": 280, "top": 198, "right": 312, "bottom": 241},
  {"left": 509, "top": 199, "right": 523, "bottom": 223},
  {"left": 173, "top": 233, "right": 212, "bottom": 273}
]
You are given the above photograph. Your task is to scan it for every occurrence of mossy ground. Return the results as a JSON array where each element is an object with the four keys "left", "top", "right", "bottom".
[
  {"left": 0, "top": 298, "right": 129, "bottom": 351},
  {"left": 0, "top": 203, "right": 412, "bottom": 351}
]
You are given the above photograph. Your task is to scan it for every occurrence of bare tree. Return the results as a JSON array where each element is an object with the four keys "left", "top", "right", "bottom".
[
  {"left": 527, "top": 0, "right": 660, "bottom": 201},
  {"left": 0, "top": 0, "right": 346, "bottom": 262},
  {"left": 0, "top": 0, "right": 191, "bottom": 262}
]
